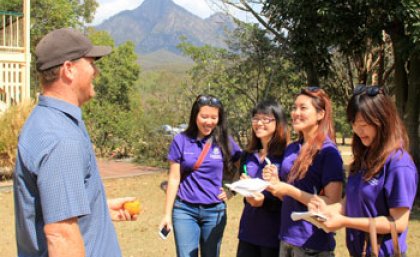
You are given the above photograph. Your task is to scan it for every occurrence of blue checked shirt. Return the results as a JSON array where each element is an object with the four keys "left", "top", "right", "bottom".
[{"left": 13, "top": 96, "right": 121, "bottom": 257}]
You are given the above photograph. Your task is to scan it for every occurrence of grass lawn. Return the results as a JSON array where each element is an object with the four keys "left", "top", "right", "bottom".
[{"left": 1, "top": 171, "right": 419, "bottom": 256}]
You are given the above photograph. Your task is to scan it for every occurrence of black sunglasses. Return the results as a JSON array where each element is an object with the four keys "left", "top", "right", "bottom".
[
  {"left": 196, "top": 95, "right": 222, "bottom": 106},
  {"left": 353, "top": 84, "right": 384, "bottom": 96}
]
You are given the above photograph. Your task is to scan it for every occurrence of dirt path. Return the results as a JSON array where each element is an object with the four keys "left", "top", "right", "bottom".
[
  {"left": 97, "top": 159, "right": 165, "bottom": 179},
  {"left": 0, "top": 159, "right": 166, "bottom": 191}
]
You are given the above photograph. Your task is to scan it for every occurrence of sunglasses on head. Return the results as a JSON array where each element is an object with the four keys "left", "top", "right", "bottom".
[
  {"left": 301, "top": 86, "right": 321, "bottom": 93},
  {"left": 353, "top": 84, "right": 384, "bottom": 96},
  {"left": 307, "top": 86, "right": 321, "bottom": 92},
  {"left": 196, "top": 95, "right": 222, "bottom": 106}
]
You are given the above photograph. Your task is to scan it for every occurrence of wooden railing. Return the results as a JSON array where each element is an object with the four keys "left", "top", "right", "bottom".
[
  {"left": 0, "top": 2, "right": 30, "bottom": 113},
  {"left": 0, "top": 11, "right": 24, "bottom": 51}
]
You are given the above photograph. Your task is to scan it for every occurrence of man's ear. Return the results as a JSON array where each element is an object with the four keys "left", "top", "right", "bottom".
[{"left": 62, "top": 61, "right": 76, "bottom": 81}]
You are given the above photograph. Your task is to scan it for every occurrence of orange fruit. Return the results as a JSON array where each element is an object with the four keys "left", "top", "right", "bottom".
[{"left": 123, "top": 200, "right": 141, "bottom": 216}]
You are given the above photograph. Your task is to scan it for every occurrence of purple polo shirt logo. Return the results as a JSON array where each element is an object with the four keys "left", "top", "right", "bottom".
[
  {"left": 210, "top": 147, "right": 223, "bottom": 159},
  {"left": 367, "top": 177, "right": 379, "bottom": 186}
]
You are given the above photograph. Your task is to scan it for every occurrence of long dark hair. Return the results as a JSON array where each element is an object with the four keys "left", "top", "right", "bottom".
[
  {"left": 246, "top": 99, "right": 289, "bottom": 157},
  {"left": 184, "top": 95, "right": 233, "bottom": 176},
  {"left": 288, "top": 88, "right": 335, "bottom": 183},
  {"left": 347, "top": 89, "right": 409, "bottom": 180}
]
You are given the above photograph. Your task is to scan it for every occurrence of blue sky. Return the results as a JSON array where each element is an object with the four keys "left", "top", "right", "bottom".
[{"left": 92, "top": 0, "right": 216, "bottom": 25}]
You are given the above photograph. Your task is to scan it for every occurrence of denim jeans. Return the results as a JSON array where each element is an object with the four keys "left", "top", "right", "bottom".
[
  {"left": 279, "top": 241, "right": 335, "bottom": 257},
  {"left": 173, "top": 198, "right": 227, "bottom": 257}
]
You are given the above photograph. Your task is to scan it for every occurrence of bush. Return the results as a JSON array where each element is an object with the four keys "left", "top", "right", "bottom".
[
  {"left": 83, "top": 97, "right": 149, "bottom": 159},
  {"left": 133, "top": 131, "right": 173, "bottom": 168},
  {"left": 0, "top": 100, "right": 35, "bottom": 179}
]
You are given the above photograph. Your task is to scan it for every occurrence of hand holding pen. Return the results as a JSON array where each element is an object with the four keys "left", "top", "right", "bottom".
[
  {"left": 240, "top": 163, "right": 250, "bottom": 180},
  {"left": 310, "top": 186, "right": 328, "bottom": 222},
  {"left": 262, "top": 157, "right": 280, "bottom": 184}
]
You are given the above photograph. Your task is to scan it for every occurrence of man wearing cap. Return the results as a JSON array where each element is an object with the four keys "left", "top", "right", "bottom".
[{"left": 13, "top": 28, "right": 136, "bottom": 257}]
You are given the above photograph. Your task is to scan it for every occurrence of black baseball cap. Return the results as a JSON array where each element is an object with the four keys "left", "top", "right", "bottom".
[{"left": 35, "top": 28, "right": 112, "bottom": 71}]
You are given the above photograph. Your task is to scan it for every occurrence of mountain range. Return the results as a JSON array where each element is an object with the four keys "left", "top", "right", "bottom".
[{"left": 96, "top": 0, "right": 235, "bottom": 69}]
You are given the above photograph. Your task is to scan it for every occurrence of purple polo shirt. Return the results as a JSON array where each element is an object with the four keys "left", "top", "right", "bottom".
[
  {"left": 345, "top": 149, "right": 418, "bottom": 257},
  {"left": 168, "top": 132, "right": 241, "bottom": 204},
  {"left": 238, "top": 152, "right": 283, "bottom": 248},
  {"left": 279, "top": 137, "right": 344, "bottom": 251}
]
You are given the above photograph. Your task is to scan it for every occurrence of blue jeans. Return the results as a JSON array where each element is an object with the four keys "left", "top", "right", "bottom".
[{"left": 173, "top": 198, "right": 227, "bottom": 257}]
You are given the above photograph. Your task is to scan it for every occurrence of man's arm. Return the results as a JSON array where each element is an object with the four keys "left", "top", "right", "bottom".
[{"left": 44, "top": 217, "right": 85, "bottom": 257}]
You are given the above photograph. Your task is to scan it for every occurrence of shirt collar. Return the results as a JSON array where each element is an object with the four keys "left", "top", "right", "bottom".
[
  {"left": 38, "top": 95, "right": 83, "bottom": 123},
  {"left": 189, "top": 135, "right": 211, "bottom": 144}
]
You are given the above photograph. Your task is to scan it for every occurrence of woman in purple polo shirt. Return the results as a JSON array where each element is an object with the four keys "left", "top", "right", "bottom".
[
  {"left": 264, "top": 87, "right": 344, "bottom": 256},
  {"left": 236, "top": 100, "right": 289, "bottom": 257},
  {"left": 159, "top": 95, "right": 241, "bottom": 257},
  {"left": 310, "top": 85, "right": 418, "bottom": 257}
]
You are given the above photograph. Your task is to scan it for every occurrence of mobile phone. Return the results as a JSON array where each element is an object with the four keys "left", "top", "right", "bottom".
[{"left": 159, "top": 226, "right": 171, "bottom": 240}]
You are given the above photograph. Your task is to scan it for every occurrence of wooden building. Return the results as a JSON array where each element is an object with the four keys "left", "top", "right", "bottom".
[{"left": 0, "top": 0, "right": 30, "bottom": 113}]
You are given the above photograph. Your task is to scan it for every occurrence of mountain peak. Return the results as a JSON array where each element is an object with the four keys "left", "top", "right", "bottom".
[
  {"left": 135, "top": 0, "right": 176, "bottom": 17},
  {"left": 96, "top": 0, "right": 236, "bottom": 55}
]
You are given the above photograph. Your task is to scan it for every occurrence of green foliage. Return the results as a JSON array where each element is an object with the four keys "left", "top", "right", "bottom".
[
  {"left": 29, "top": 0, "right": 98, "bottom": 44},
  {"left": 129, "top": 70, "right": 192, "bottom": 166},
  {"left": 0, "top": 0, "right": 22, "bottom": 12},
  {"left": 83, "top": 100, "right": 140, "bottom": 158},
  {"left": 88, "top": 28, "right": 140, "bottom": 110},
  {"left": 82, "top": 29, "right": 140, "bottom": 158},
  {"left": 178, "top": 21, "right": 306, "bottom": 147},
  {"left": 333, "top": 103, "right": 352, "bottom": 145},
  {"left": 82, "top": 30, "right": 189, "bottom": 165},
  {"left": 19, "top": 0, "right": 98, "bottom": 96},
  {"left": 229, "top": 0, "right": 419, "bottom": 163},
  {"left": 132, "top": 131, "right": 173, "bottom": 167}
]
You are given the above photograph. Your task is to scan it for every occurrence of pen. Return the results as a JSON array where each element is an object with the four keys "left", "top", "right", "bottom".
[{"left": 242, "top": 164, "right": 248, "bottom": 175}]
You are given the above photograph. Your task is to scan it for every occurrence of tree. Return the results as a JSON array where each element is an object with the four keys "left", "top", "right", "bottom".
[
  {"left": 83, "top": 28, "right": 141, "bottom": 157},
  {"left": 88, "top": 28, "right": 140, "bottom": 110},
  {"left": 0, "top": 0, "right": 21, "bottom": 11},
  {"left": 178, "top": 21, "right": 306, "bottom": 146},
  {"left": 214, "top": 0, "right": 420, "bottom": 165},
  {"left": 30, "top": 0, "right": 98, "bottom": 42}
]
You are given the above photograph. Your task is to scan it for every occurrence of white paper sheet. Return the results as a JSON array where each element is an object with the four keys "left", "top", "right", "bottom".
[
  {"left": 291, "top": 211, "right": 328, "bottom": 231},
  {"left": 225, "top": 178, "right": 270, "bottom": 197}
]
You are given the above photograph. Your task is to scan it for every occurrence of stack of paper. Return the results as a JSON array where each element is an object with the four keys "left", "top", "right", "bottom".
[{"left": 225, "top": 178, "right": 270, "bottom": 197}]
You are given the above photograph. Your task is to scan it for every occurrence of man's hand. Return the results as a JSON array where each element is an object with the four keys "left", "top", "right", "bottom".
[{"left": 108, "top": 197, "right": 139, "bottom": 221}]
